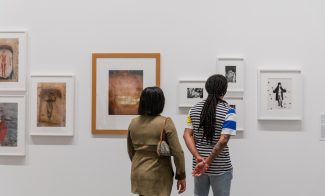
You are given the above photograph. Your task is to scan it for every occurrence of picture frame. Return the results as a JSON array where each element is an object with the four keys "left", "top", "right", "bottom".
[
  {"left": 217, "top": 57, "right": 245, "bottom": 96},
  {"left": 178, "top": 80, "right": 207, "bottom": 107},
  {"left": 29, "top": 75, "right": 75, "bottom": 136},
  {"left": 257, "top": 68, "right": 303, "bottom": 120},
  {"left": 0, "top": 94, "right": 25, "bottom": 156},
  {"left": 92, "top": 53, "right": 160, "bottom": 134},
  {"left": 0, "top": 31, "right": 27, "bottom": 92},
  {"left": 224, "top": 97, "right": 244, "bottom": 131}
]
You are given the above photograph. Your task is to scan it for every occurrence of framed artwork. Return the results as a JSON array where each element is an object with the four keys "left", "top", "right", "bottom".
[
  {"left": 0, "top": 31, "right": 27, "bottom": 91},
  {"left": 29, "top": 75, "right": 75, "bottom": 136},
  {"left": 224, "top": 97, "right": 244, "bottom": 131},
  {"left": 178, "top": 80, "right": 207, "bottom": 107},
  {"left": 257, "top": 68, "right": 303, "bottom": 120},
  {"left": 0, "top": 95, "right": 25, "bottom": 156},
  {"left": 92, "top": 53, "right": 160, "bottom": 134},
  {"left": 217, "top": 57, "right": 245, "bottom": 96}
]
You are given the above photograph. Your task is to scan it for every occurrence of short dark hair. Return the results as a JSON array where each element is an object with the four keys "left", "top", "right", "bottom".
[{"left": 138, "top": 87, "right": 165, "bottom": 116}]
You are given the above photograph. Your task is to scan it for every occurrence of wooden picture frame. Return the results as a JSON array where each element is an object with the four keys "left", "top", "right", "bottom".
[{"left": 92, "top": 53, "right": 160, "bottom": 134}]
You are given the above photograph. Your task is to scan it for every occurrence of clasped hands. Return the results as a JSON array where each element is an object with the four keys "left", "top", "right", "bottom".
[{"left": 192, "top": 156, "right": 209, "bottom": 176}]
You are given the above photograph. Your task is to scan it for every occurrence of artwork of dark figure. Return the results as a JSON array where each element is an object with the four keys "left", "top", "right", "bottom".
[
  {"left": 225, "top": 66, "right": 236, "bottom": 83},
  {"left": 273, "top": 82, "right": 287, "bottom": 108},
  {"left": 37, "top": 83, "right": 66, "bottom": 127},
  {"left": 187, "top": 88, "right": 203, "bottom": 98},
  {"left": 109, "top": 70, "right": 143, "bottom": 115},
  {"left": 267, "top": 78, "right": 292, "bottom": 110}
]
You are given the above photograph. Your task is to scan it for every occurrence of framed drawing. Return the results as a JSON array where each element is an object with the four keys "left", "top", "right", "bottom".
[
  {"left": 0, "top": 95, "right": 25, "bottom": 156},
  {"left": 92, "top": 53, "right": 160, "bottom": 134},
  {"left": 217, "top": 57, "right": 244, "bottom": 96},
  {"left": 0, "top": 31, "right": 27, "bottom": 91},
  {"left": 30, "top": 75, "right": 75, "bottom": 136},
  {"left": 257, "top": 68, "right": 303, "bottom": 120},
  {"left": 179, "top": 80, "right": 207, "bottom": 107},
  {"left": 224, "top": 97, "right": 244, "bottom": 131}
]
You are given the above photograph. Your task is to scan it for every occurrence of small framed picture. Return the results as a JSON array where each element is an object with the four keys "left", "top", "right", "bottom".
[
  {"left": 0, "top": 95, "right": 25, "bottom": 156},
  {"left": 92, "top": 53, "right": 160, "bottom": 134},
  {"left": 0, "top": 31, "right": 27, "bottom": 91},
  {"left": 30, "top": 75, "right": 75, "bottom": 136},
  {"left": 217, "top": 57, "right": 245, "bottom": 95},
  {"left": 257, "top": 68, "right": 303, "bottom": 120},
  {"left": 179, "top": 80, "right": 207, "bottom": 107},
  {"left": 224, "top": 97, "right": 244, "bottom": 131}
]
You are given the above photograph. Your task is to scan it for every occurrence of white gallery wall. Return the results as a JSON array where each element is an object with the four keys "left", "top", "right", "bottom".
[{"left": 1, "top": 0, "right": 325, "bottom": 195}]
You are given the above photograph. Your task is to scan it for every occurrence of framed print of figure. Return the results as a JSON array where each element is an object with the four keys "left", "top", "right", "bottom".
[
  {"left": 0, "top": 95, "right": 25, "bottom": 156},
  {"left": 30, "top": 75, "right": 75, "bottom": 136},
  {"left": 92, "top": 53, "right": 160, "bottom": 134},
  {"left": 257, "top": 68, "right": 303, "bottom": 120},
  {"left": 217, "top": 57, "right": 244, "bottom": 97},
  {"left": 178, "top": 80, "right": 207, "bottom": 107},
  {"left": 0, "top": 31, "right": 27, "bottom": 91}
]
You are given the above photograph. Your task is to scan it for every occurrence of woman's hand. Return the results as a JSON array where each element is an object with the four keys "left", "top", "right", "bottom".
[{"left": 177, "top": 179, "right": 186, "bottom": 194}]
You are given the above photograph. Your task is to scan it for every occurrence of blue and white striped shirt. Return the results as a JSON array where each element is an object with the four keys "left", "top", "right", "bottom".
[{"left": 186, "top": 100, "right": 236, "bottom": 175}]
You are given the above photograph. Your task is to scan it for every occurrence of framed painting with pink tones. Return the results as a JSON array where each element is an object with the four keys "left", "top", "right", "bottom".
[
  {"left": 92, "top": 53, "right": 160, "bottom": 134},
  {"left": 0, "top": 31, "right": 27, "bottom": 92}
]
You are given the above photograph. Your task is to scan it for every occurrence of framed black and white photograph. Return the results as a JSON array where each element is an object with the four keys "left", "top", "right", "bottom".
[
  {"left": 179, "top": 80, "right": 207, "bottom": 107},
  {"left": 224, "top": 97, "right": 244, "bottom": 131},
  {"left": 257, "top": 68, "right": 303, "bottom": 120},
  {"left": 217, "top": 57, "right": 244, "bottom": 96},
  {"left": 0, "top": 31, "right": 27, "bottom": 92}
]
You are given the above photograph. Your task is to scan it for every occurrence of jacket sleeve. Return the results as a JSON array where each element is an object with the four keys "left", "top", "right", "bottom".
[
  {"left": 165, "top": 118, "right": 186, "bottom": 180},
  {"left": 127, "top": 126, "right": 135, "bottom": 161}
]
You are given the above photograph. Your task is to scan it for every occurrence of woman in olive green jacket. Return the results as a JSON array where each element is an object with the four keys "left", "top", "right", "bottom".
[{"left": 127, "top": 87, "right": 186, "bottom": 196}]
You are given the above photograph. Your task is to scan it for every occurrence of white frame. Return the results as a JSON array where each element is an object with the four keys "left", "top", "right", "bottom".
[
  {"left": 0, "top": 31, "right": 27, "bottom": 92},
  {"left": 30, "top": 75, "right": 75, "bottom": 136},
  {"left": 224, "top": 97, "right": 244, "bottom": 131},
  {"left": 0, "top": 94, "right": 25, "bottom": 156},
  {"left": 217, "top": 57, "right": 245, "bottom": 95},
  {"left": 257, "top": 68, "right": 303, "bottom": 120},
  {"left": 178, "top": 80, "right": 207, "bottom": 107}
]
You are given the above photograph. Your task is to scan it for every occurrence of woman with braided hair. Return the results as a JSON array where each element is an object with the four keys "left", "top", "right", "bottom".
[{"left": 183, "top": 74, "right": 236, "bottom": 196}]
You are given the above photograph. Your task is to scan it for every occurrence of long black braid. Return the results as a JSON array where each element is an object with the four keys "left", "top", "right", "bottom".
[{"left": 199, "top": 74, "right": 228, "bottom": 143}]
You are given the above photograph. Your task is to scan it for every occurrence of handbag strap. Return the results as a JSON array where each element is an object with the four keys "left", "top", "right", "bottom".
[{"left": 159, "top": 117, "right": 169, "bottom": 142}]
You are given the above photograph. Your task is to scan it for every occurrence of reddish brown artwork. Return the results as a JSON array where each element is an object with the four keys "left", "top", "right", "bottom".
[
  {"left": 37, "top": 83, "right": 66, "bottom": 127},
  {"left": 109, "top": 70, "right": 143, "bottom": 115}
]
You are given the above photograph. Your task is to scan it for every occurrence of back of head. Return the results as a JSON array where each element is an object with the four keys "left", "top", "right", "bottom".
[
  {"left": 138, "top": 87, "right": 165, "bottom": 116},
  {"left": 200, "top": 74, "right": 228, "bottom": 143}
]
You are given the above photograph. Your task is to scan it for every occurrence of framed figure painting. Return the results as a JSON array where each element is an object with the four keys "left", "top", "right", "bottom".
[
  {"left": 178, "top": 80, "right": 207, "bottom": 107},
  {"left": 0, "top": 95, "right": 25, "bottom": 156},
  {"left": 217, "top": 57, "right": 244, "bottom": 97},
  {"left": 92, "top": 53, "right": 160, "bottom": 134},
  {"left": 30, "top": 75, "right": 75, "bottom": 136},
  {"left": 257, "top": 68, "right": 303, "bottom": 120},
  {"left": 0, "top": 31, "right": 27, "bottom": 91}
]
